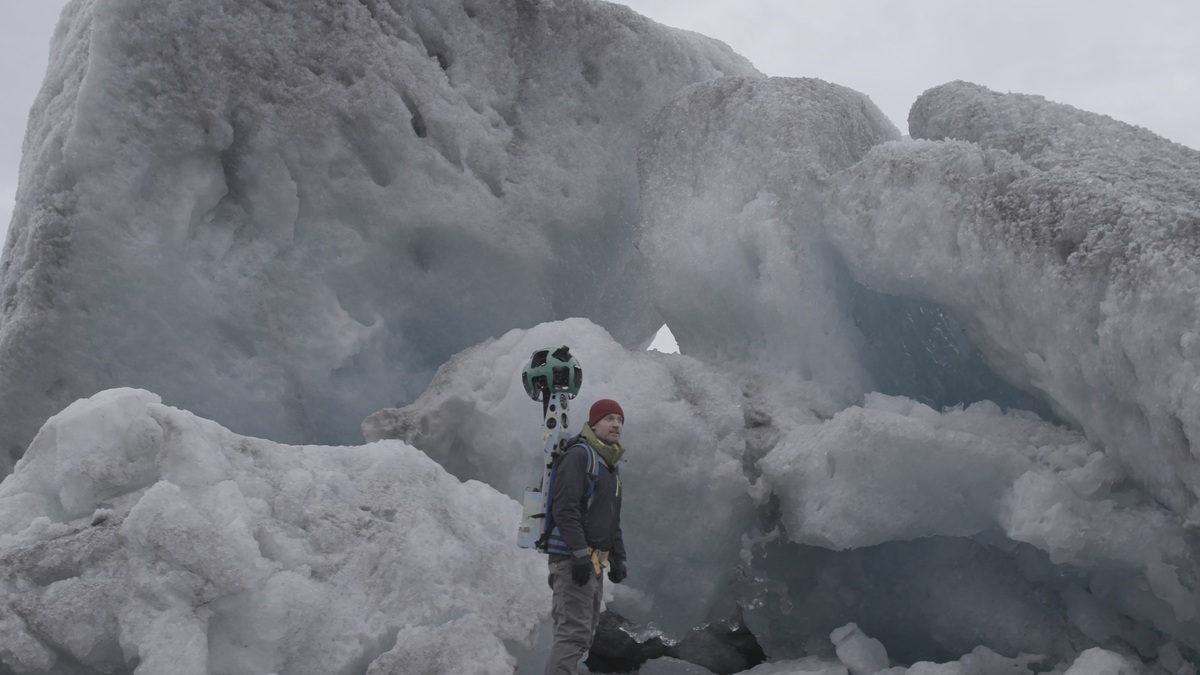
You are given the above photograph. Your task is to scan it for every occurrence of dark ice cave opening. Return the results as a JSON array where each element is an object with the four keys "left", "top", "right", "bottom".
[{"left": 850, "top": 284, "right": 1061, "bottom": 424}]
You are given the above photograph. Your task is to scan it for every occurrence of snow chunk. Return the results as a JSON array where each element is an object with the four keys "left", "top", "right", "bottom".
[
  {"left": 0, "top": 388, "right": 545, "bottom": 673},
  {"left": 831, "top": 81, "right": 1200, "bottom": 523},
  {"left": 366, "top": 616, "right": 517, "bottom": 675},
  {"left": 757, "top": 393, "right": 1200, "bottom": 662},
  {"left": 831, "top": 623, "right": 889, "bottom": 675},
  {"left": 759, "top": 397, "right": 1038, "bottom": 549},
  {"left": 1061, "top": 647, "right": 1141, "bottom": 675}
]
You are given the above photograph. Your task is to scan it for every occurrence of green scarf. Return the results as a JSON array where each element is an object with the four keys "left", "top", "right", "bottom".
[{"left": 581, "top": 424, "right": 625, "bottom": 468}]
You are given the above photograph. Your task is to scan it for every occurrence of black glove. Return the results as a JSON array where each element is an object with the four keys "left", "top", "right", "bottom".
[
  {"left": 571, "top": 555, "right": 593, "bottom": 586},
  {"left": 607, "top": 559, "right": 627, "bottom": 584}
]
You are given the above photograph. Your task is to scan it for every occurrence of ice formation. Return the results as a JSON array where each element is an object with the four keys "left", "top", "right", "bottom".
[
  {"left": 629, "top": 73, "right": 1200, "bottom": 671},
  {"left": 830, "top": 81, "right": 1200, "bottom": 525},
  {"left": 0, "top": 388, "right": 546, "bottom": 673},
  {"left": 638, "top": 76, "right": 901, "bottom": 407},
  {"left": 0, "top": 0, "right": 757, "bottom": 469},
  {"left": 2, "top": 0, "right": 1200, "bottom": 673}
]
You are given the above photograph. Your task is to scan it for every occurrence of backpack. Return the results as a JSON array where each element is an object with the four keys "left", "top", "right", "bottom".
[{"left": 537, "top": 439, "right": 601, "bottom": 555}]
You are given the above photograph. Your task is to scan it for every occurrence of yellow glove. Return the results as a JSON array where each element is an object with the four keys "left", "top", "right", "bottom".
[{"left": 590, "top": 549, "right": 610, "bottom": 575}]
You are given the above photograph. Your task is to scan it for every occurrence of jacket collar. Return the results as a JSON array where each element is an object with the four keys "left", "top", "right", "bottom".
[{"left": 581, "top": 424, "right": 624, "bottom": 468}]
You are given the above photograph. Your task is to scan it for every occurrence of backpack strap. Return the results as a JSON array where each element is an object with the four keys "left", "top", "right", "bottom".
[
  {"left": 542, "top": 439, "right": 601, "bottom": 556},
  {"left": 582, "top": 443, "right": 599, "bottom": 509},
  {"left": 582, "top": 443, "right": 599, "bottom": 493}
]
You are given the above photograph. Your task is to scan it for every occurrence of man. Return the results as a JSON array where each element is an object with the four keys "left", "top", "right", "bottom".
[{"left": 544, "top": 398, "right": 628, "bottom": 675}]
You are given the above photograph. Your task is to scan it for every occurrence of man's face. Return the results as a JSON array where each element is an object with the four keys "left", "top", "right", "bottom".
[{"left": 592, "top": 413, "right": 623, "bottom": 444}]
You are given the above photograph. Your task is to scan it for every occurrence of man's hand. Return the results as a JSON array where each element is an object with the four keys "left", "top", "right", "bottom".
[
  {"left": 571, "top": 555, "right": 593, "bottom": 586},
  {"left": 607, "top": 559, "right": 627, "bottom": 584}
]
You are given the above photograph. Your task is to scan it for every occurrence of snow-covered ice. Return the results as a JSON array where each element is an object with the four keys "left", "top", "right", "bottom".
[
  {"left": 638, "top": 76, "right": 900, "bottom": 407},
  {"left": 831, "top": 623, "right": 889, "bottom": 675},
  {"left": 0, "top": 388, "right": 546, "bottom": 674},
  {"left": 0, "top": 0, "right": 757, "bottom": 469},
  {"left": 830, "top": 81, "right": 1200, "bottom": 523}
]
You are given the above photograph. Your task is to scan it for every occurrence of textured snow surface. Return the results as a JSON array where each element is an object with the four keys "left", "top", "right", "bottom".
[
  {"left": 638, "top": 76, "right": 901, "bottom": 407},
  {"left": 831, "top": 81, "right": 1200, "bottom": 523},
  {"left": 0, "top": 388, "right": 546, "bottom": 674},
  {"left": 0, "top": 0, "right": 757, "bottom": 469}
]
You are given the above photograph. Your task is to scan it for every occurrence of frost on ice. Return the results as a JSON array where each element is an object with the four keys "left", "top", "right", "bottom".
[
  {"left": 638, "top": 77, "right": 900, "bottom": 407},
  {"left": 0, "top": 0, "right": 757, "bottom": 468},
  {"left": 830, "top": 81, "right": 1200, "bottom": 525},
  {"left": 0, "top": 388, "right": 546, "bottom": 674}
]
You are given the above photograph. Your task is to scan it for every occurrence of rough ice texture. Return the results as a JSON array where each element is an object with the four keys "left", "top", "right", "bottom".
[
  {"left": 360, "top": 319, "right": 1200, "bottom": 669},
  {"left": 0, "top": 0, "right": 758, "bottom": 471},
  {"left": 830, "top": 81, "right": 1200, "bottom": 523},
  {"left": 636, "top": 77, "right": 1200, "bottom": 669},
  {"left": 0, "top": 388, "right": 545, "bottom": 674},
  {"left": 363, "top": 318, "right": 759, "bottom": 636},
  {"left": 758, "top": 395, "right": 1200, "bottom": 662},
  {"left": 830, "top": 623, "right": 889, "bottom": 675},
  {"left": 638, "top": 76, "right": 900, "bottom": 406}
]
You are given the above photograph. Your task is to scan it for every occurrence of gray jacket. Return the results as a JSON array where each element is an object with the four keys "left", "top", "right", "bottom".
[{"left": 547, "top": 435, "right": 625, "bottom": 563}]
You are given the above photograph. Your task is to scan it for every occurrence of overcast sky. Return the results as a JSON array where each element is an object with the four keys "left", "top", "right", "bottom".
[{"left": 2, "top": 1, "right": 1198, "bottom": 242}]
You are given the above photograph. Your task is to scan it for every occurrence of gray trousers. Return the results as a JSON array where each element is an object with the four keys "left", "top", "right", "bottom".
[{"left": 544, "top": 559, "right": 603, "bottom": 675}]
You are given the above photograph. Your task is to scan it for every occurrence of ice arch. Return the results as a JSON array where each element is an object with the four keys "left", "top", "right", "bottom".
[{"left": 829, "top": 82, "right": 1200, "bottom": 521}]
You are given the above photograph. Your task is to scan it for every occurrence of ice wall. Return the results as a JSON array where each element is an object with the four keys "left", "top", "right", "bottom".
[
  {"left": 639, "top": 75, "right": 1200, "bottom": 525},
  {"left": 0, "top": 388, "right": 546, "bottom": 674},
  {"left": 638, "top": 76, "right": 900, "bottom": 406},
  {"left": 632, "top": 76, "right": 1200, "bottom": 669},
  {"left": 0, "top": 0, "right": 758, "bottom": 471},
  {"left": 827, "top": 81, "right": 1200, "bottom": 522}
]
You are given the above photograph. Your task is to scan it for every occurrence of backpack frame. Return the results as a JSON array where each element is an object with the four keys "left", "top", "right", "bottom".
[{"left": 538, "top": 440, "right": 601, "bottom": 555}]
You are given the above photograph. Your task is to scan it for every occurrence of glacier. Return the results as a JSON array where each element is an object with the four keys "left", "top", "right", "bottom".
[{"left": 2, "top": 0, "right": 1200, "bottom": 673}]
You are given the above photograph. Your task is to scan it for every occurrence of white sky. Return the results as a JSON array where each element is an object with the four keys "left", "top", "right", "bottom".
[{"left": 2, "top": 1, "right": 1198, "bottom": 243}]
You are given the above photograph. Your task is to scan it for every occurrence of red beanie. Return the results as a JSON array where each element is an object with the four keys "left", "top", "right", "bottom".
[{"left": 588, "top": 399, "right": 624, "bottom": 427}]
